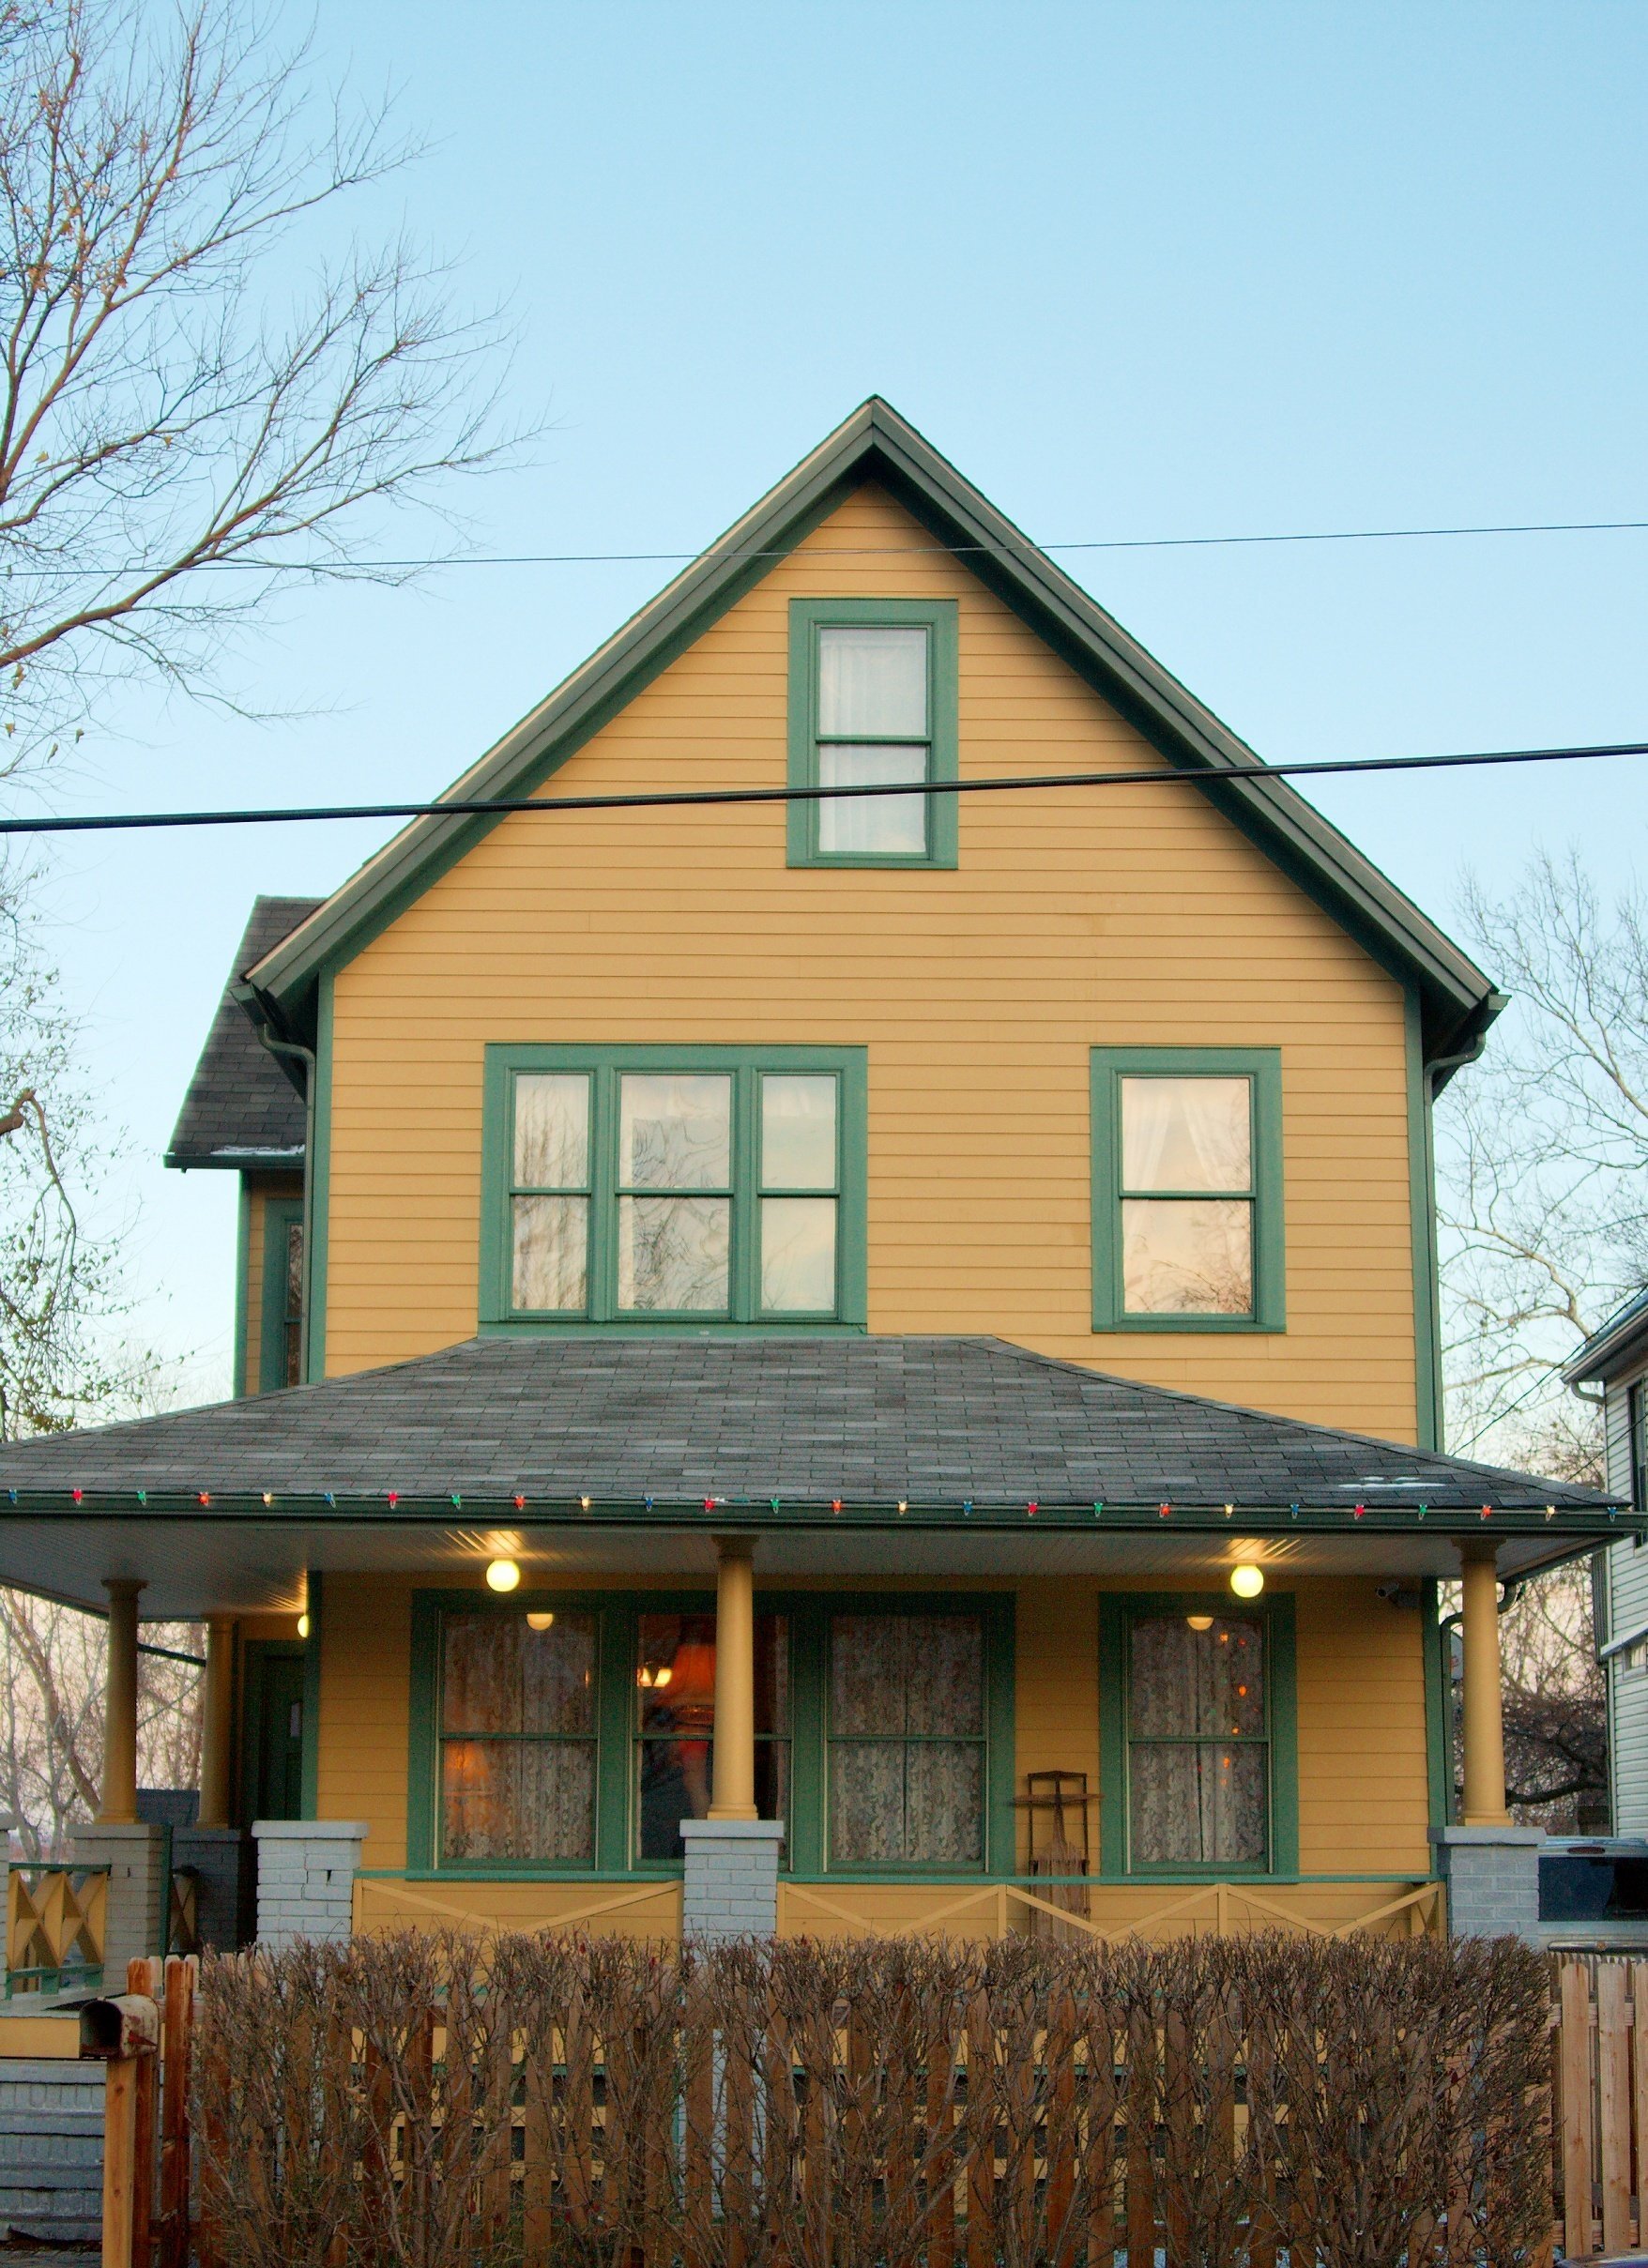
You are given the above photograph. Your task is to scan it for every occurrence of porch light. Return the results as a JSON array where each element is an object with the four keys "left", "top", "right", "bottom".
[
  {"left": 1186, "top": 1615, "right": 1213, "bottom": 1632},
  {"left": 486, "top": 1557, "right": 521, "bottom": 1592},
  {"left": 526, "top": 1611, "right": 555, "bottom": 1632},
  {"left": 1229, "top": 1564, "right": 1265, "bottom": 1599},
  {"left": 297, "top": 1613, "right": 310, "bottom": 1638}
]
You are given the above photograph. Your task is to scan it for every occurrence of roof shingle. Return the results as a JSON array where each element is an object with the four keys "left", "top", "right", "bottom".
[{"left": 165, "top": 897, "right": 320, "bottom": 1168}]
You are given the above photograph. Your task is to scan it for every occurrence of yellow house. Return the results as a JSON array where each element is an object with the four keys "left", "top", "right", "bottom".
[{"left": 0, "top": 401, "right": 1625, "bottom": 1967}]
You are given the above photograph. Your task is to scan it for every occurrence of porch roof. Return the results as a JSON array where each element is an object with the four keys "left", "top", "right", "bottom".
[{"left": 0, "top": 1332, "right": 1621, "bottom": 1523}]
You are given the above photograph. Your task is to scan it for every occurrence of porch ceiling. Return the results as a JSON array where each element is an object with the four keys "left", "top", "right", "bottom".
[{"left": 8, "top": 1511, "right": 1613, "bottom": 1620}]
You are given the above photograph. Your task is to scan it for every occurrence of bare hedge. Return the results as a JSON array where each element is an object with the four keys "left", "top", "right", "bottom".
[{"left": 191, "top": 1928, "right": 1550, "bottom": 2268}]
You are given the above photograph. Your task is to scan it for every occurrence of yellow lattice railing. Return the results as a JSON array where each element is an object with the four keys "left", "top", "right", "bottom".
[
  {"left": 774, "top": 1875, "right": 1446, "bottom": 1944},
  {"left": 354, "top": 1873, "right": 684, "bottom": 1941},
  {"left": 6, "top": 1864, "right": 107, "bottom": 1994}
]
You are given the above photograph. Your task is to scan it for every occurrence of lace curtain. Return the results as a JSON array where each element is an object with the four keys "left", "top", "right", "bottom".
[
  {"left": 1127, "top": 1614, "right": 1268, "bottom": 1867},
  {"left": 829, "top": 1613, "right": 984, "bottom": 1865},
  {"left": 440, "top": 1612, "right": 598, "bottom": 1864}
]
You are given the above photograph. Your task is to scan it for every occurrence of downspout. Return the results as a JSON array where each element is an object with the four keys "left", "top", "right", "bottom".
[{"left": 253, "top": 1019, "right": 318, "bottom": 1386}]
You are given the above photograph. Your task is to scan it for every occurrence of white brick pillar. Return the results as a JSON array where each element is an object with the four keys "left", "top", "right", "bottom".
[
  {"left": 252, "top": 1820, "right": 367, "bottom": 1947},
  {"left": 1431, "top": 1824, "right": 1544, "bottom": 1941},
  {"left": 680, "top": 1819, "right": 785, "bottom": 1941},
  {"left": 70, "top": 1822, "right": 167, "bottom": 1979}
]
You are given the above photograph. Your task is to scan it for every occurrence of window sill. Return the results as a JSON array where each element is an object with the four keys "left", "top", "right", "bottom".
[
  {"left": 1091, "top": 1316, "right": 1286, "bottom": 1335},
  {"left": 478, "top": 1318, "right": 868, "bottom": 1338}
]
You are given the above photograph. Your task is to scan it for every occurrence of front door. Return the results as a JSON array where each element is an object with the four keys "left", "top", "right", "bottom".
[{"left": 242, "top": 1643, "right": 306, "bottom": 1820}]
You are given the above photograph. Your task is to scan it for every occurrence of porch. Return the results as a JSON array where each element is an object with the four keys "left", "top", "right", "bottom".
[{"left": 0, "top": 1333, "right": 1626, "bottom": 1961}]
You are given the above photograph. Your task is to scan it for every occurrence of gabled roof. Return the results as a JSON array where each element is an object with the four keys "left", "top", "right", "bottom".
[
  {"left": 244, "top": 399, "right": 1500, "bottom": 1068},
  {"left": 0, "top": 1332, "right": 1616, "bottom": 1530},
  {"left": 165, "top": 897, "right": 321, "bottom": 1169},
  {"left": 1562, "top": 1288, "right": 1648, "bottom": 1388}
]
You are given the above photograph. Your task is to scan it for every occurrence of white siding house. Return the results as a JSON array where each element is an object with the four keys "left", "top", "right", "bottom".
[{"left": 1565, "top": 1294, "right": 1648, "bottom": 1832}]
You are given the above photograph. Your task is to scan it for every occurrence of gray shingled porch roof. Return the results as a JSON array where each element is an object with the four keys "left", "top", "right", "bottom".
[
  {"left": 164, "top": 896, "right": 320, "bottom": 1168},
  {"left": 0, "top": 1335, "right": 1623, "bottom": 1536}
]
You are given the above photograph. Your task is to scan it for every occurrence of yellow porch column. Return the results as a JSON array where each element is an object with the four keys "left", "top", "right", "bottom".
[
  {"left": 197, "top": 1616, "right": 235, "bottom": 1830},
  {"left": 99, "top": 1579, "right": 143, "bottom": 1825},
  {"left": 1458, "top": 1543, "right": 1511, "bottom": 1828},
  {"left": 710, "top": 1536, "right": 757, "bottom": 1819}
]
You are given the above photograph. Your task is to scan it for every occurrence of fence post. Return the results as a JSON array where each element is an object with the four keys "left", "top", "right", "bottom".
[{"left": 79, "top": 1989, "right": 160, "bottom": 2268}]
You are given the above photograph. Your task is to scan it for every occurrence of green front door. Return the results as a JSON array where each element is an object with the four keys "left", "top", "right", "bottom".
[{"left": 242, "top": 1644, "right": 306, "bottom": 1821}]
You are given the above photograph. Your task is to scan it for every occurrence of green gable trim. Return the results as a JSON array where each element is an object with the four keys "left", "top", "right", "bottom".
[
  {"left": 1405, "top": 992, "right": 1444, "bottom": 1451},
  {"left": 406, "top": 1584, "right": 1013, "bottom": 1881},
  {"left": 232, "top": 1180, "right": 251, "bottom": 1401},
  {"left": 244, "top": 400, "right": 1498, "bottom": 1069},
  {"left": 1098, "top": 1589, "right": 1298, "bottom": 1880},
  {"left": 1090, "top": 1046, "right": 1285, "bottom": 1333},
  {"left": 1421, "top": 1576, "right": 1451, "bottom": 1834},
  {"left": 478, "top": 1043, "right": 868, "bottom": 1331},
  {"left": 301, "top": 972, "right": 333, "bottom": 1384},
  {"left": 786, "top": 598, "right": 958, "bottom": 869},
  {"left": 258, "top": 1197, "right": 304, "bottom": 1395}
]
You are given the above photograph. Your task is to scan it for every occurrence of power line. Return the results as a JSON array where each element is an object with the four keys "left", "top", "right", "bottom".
[
  {"left": 2, "top": 737, "right": 1644, "bottom": 838},
  {"left": 8, "top": 515, "right": 1648, "bottom": 577}
]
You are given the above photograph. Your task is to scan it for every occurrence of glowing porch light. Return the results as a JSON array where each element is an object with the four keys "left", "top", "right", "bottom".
[
  {"left": 486, "top": 1557, "right": 521, "bottom": 1592},
  {"left": 1229, "top": 1564, "right": 1265, "bottom": 1600}
]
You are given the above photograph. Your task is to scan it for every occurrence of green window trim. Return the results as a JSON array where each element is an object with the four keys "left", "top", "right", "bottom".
[
  {"left": 479, "top": 1045, "right": 867, "bottom": 1332},
  {"left": 1089, "top": 1046, "right": 1285, "bottom": 1333},
  {"left": 1098, "top": 1591, "right": 1297, "bottom": 1880},
  {"left": 786, "top": 598, "right": 959, "bottom": 869},
  {"left": 258, "top": 1196, "right": 305, "bottom": 1395},
  {"left": 407, "top": 1587, "right": 1015, "bottom": 1880}
]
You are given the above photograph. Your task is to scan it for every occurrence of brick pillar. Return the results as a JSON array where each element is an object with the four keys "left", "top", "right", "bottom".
[
  {"left": 69, "top": 1823, "right": 167, "bottom": 1977},
  {"left": 1431, "top": 1824, "right": 1544, "bottom": 1941},
  {"left": 251, "top": 1820, "right": 367, "bottom": 1948},
  {"left": 680, "top": 1819, "right": 785, "bottom": 1941}
]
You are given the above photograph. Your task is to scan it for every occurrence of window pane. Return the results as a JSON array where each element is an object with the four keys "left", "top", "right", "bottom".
[
  {"left": 635, "top": 1744, "right": 791, "bottom": 1864},
  {"left": 618, "top": 1073, "right": 731, "bottom": 1190},
  {"left": 442, "top": 1738, "right": 595, "bottom": 1864},
  {"left": 760, "top": 1197, "right": 836, "bottom": 1313},
  {"left": 817, "top": 745, "right": 927, "bottom": 856},
  {"left": 1129, "top": 1742, "right": 1268, "bottom": 1867},
  {"left": 831, "top": 1740, "right": 905, "bottom": 1862},
  {"left": 905, "top": 1616, "right": 984, "bottom": 1735},
  {"left": 761, "top": 1075, "right": 838, "bottom": 1189},
  {"left": 1121, "top": 1077, "right": 1251, "bottom": 1193},
  {"left": 513, "top": 1073, "right": 589, "bottom": 1187},
  {"left": 637, "top": 1613, "right": 717, "bottom": 1735},
  {"left": 817, "top": 625, "right": 927, "bottom": 736},
  {"left": 617, "top": 1195, "right": 729, "bottom": 1311},
  {"left": 442, "top": 1613, "right": 596, "bottom": 1736},
  {"left": 511, "top": 1195, "right": 587, "bottom": 1311},
  {"left": 831, "top": 1615, "right": 908, "bottom": 1734},
  {"left": 906, "top": 1743, "right": 984, "bottom": 1864},
  {"left": 1129, "top": 1616, "right": 1265, "bottom": 1741},
  {"left": 1122, "top": 1197, "right": 1253, "bottom": 1314}
]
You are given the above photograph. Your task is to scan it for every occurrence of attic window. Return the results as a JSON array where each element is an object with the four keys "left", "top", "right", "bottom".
[{"left": 786, "top": 600, "right": 958, "bottom": 869}]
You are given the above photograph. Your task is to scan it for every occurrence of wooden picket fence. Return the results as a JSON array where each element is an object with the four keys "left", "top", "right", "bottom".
[
  {"left": 1551, "top": 1954, "right": 1648, "bottom": 2262},
  {"left": 99, "top": 1955, "right": 195, "bottom": 2268}
]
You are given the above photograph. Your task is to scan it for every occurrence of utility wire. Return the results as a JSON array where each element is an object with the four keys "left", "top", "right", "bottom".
[
  {"left": 1, "top": 737, "right": 1644, "bottom": 838},
  {"left": 8, "top": 516, "right": 1648, "bottom": 577}
]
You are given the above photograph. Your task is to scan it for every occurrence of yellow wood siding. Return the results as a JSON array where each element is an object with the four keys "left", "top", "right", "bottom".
[
  {"left": 319, "top": 1572, "right": 1429, "bottom": 1882},
  {"left": 322, "top": 482, "right": 1422, "bottom": 1437},
  {"left": 241, "top": 1174, "right": 302, "bottom": 1397}
]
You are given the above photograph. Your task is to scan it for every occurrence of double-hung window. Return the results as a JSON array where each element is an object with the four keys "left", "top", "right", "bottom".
[
  {"left": 1631, "top": 1379, "right": 1648, "bottom": 1530},
  {"left": 828, "top": 1612, "right": 986, "bottom": 1867},
  {"left": 1090, "top": 1048, "right": 1284, "bottom": 1331},
  {"left": 1099, "top": 1593, "right": 1297, "bottom": 1878},
  {"left": 482, "top": 1047, "right": 867, "bottom": 1328},
  {"left": 787, "top": 600, "right": 958, "bottom": 867},
  {"left": 438, "top": 1608, "right": 599, "bottom": 1866}
]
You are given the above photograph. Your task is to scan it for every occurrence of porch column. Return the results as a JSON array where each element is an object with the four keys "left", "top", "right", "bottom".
[
  {"left": 682, "top": 1533, "right": 783, "bottom": 1940},
  {"left": 709, "top": 1535, "right": 757, "bottom": 1819},
  {"left": 72, "top": 1578, "right": 167, "bottom": 1973},
  {"left": 197, "top": 1617, "right": 234, "bottom": 1830},
  {"left": 1458, "top": 1543, "right": 1510, "bottom": 1827},
  {"left": 99, "top": 1580, "right": 142, "bottom": 1825}
]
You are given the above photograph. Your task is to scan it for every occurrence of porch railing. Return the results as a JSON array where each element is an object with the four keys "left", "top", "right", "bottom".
[{"left": 5, "top": 1862, "right": 107, "bottom": 1996}]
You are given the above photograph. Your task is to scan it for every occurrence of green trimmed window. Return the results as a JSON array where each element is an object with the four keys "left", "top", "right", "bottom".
[
  {"left": 480, "top": 1047, "right": 867, "bottom": 1329},
  {"left": 258, "top": 1197, "right": 305, "bottom": 1393},
  {"left": 1099, "top": 1592, "right": 1297, "bottom": 1878},
  {"left": 786, "top": 599, "right": 958, "bottom": 868},
  {"left": 1090, "top": 1048, "right": 1284, "bottom": 1332},
  {"left": 408, "top": 1590, "right": 1013, "bottom": 1879}
]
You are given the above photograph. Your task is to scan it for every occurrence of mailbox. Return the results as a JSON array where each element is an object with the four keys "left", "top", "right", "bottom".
[{"left": 78, "top": 1993, "right": 159, "bottom": 2060}]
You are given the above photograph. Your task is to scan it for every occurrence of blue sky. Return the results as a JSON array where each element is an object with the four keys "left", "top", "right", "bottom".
[{"left": 30, "top": 0, "right": 1648, "bottom": 1395}]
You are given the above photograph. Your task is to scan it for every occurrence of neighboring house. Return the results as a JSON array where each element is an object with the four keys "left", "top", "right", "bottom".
[
  {"left": 1564, "top": 1293, "right": 1648, "bottom": 1833},
  {"left": 0, "top": 399, "right": 1625, "bottom": 1966}
]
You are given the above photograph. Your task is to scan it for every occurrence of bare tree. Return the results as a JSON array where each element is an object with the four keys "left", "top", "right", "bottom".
[{"left": 0, "top": 0, "right": 525, "bottom": 776}]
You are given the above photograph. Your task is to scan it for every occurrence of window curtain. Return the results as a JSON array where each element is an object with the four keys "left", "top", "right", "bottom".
[
  {"left": 829, "top": 1613, "right": 984, "bottom": 1865},
  {"left": 1127, "top": 1615, "right": 1267, "bottom": 1867}
]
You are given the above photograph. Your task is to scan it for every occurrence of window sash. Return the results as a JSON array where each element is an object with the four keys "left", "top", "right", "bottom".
[
  {"left": 825, "top": 1611, "right": 990, "bottom": 1872},
  {"left": 501, "top": 1060, "right": 847, "bottom": 1323},
  {"left": 787, "top": 600, "right": 958, "bottom": 869}
]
